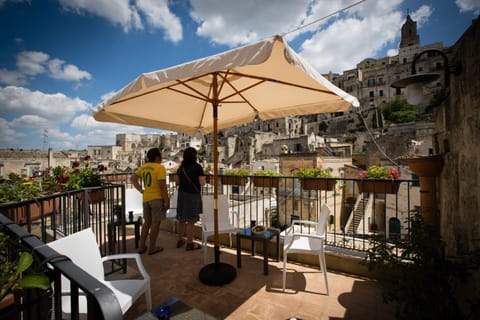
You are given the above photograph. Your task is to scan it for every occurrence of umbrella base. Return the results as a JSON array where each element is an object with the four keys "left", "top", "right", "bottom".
[{"left": 199, "top": 262, "right": 236, "bottom": 286}]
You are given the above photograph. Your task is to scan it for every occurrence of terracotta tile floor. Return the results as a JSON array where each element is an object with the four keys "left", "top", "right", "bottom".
[{"left": 113, "top": 226, "right": 396, "bottom": 320}]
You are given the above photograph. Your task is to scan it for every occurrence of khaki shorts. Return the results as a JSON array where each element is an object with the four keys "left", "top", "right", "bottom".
[{"left": 142, "top": 199, "right": 166, "bottom": 224}]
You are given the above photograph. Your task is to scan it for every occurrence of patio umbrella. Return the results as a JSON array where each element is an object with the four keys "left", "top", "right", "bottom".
[{"left": 94, "top": 34, "right": 359, "bottom": 285}]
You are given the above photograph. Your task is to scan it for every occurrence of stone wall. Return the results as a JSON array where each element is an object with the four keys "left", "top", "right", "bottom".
[{"left": 436, "top": 17, "right": 480, "bottom": 257}]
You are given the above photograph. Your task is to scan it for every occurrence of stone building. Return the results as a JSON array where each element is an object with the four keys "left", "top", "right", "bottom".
[{"left": 0, "top": 149, "right": 83, "bottom": 178}]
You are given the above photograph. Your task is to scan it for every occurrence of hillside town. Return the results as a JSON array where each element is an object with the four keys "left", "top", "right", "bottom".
[{"left": 1, "top": 15, "right": 439, "bottom": 178}]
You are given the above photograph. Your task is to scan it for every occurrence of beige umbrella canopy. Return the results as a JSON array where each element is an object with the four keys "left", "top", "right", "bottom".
[{"left": 94, "top": 34, "right": 359, "bottom": 285}]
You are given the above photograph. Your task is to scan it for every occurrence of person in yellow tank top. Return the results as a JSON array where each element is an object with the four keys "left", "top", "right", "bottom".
[{"left": 131, "top": 148, "right": 169, "bottom": 255}]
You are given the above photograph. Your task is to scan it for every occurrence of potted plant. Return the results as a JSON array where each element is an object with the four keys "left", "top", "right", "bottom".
[
  {"left": 0, "top": 173, "right": 45, "bottom": 224},
  {"left": 62, "top": 158, "right": 106, "bottom": 203},
  {"left": 357, "top": 165, "right": 401, "bottom": 194},
  {"left": 221, "top": 169, "right": 249, "bottom": 186},
  {"left": 293, "top": 167, "right": 337, "bottom": 191},
  {"left": 252, "top": 170, "right": 281, "bottom": 188},
  {"left": 0, "top": 226, "right": 50, "bottom": 312}
]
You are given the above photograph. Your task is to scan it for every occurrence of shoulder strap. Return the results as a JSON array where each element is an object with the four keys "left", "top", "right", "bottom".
[{"left": 182, "top": 167, "right": 200, "bottom": 193}]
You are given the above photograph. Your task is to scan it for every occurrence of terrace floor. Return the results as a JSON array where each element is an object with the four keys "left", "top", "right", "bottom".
[{"left": 111, "top": 226, "right": 397, "bottom": 320}]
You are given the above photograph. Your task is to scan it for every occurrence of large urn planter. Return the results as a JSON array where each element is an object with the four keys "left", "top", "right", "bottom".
[
  {"left": 407, "top": 155, "right": 442, "bottom": 230},
  {"left": 356, "top": 180, "right": 401, "bottom": 194},
  {"left": 220, "top": 176, "right": 247, "bottom": 186},
  {"left": 252, "top": 176, "right": 279, "bottom": 188},
  {"left": 300, "top": 178, "right": 336, "bottom": 191},
  {"left": 407, "top": 155, "right": 442, "bottom": 176}
]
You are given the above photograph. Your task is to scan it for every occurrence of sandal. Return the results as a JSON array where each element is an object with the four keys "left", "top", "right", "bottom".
[
  {"left": 176, "top": 239, "right": 186, "bottom": 248},
  {"left": 148, "top": 246, "right": 164, "bottom": 255},
  {"left": 138, "top": 247, "right": 147, "bottom": 254},
  {"left": 185, "top": 243, "right": 202, "bottom": 251}
]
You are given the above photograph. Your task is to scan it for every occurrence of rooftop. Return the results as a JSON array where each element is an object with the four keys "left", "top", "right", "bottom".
[{"left": 114, "top": 226, "right": 396, "bottom": 320}]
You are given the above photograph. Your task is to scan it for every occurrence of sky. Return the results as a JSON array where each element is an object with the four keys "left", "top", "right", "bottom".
[{"left": 0, "top": 0, "right": 478, "bottom": 151}]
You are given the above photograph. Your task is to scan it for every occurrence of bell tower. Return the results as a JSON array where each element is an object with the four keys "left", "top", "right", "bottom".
[{"left": 400, "top": 14, "right": 420, "bottom": 48}]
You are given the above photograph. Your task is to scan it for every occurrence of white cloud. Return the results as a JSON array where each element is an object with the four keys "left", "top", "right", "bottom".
[
  {"left": 0, "top": 51, "right": 92, "bottom": 85},
  {"left": 59, "top": 0, "right": 141, "bottom": 32},
  {"left": 456, "top": 0, "right": 480, "bottom": 15},
  {"left": 0, "top": 118, "right": 23, "bottom": 145},
  {"left": 190, "top": 0, "right": 311, "bottom": 46},
  {"left": 58, "top": 0, "right": 183, "bottom": 41},
  {"left": 0, "top": 86, "right": 90, "bottom": 122},
  {"left": 17, "top": 51, "right": 49, "bottom": 76},
  {"left": 411, "top": 5, "right": 433, "bottom": 28},
  {"left": 0, "top": 68, "right": 26, "bottom": 86},
  {"left": 136, "top": 0, "right": 182, "bottom": 42},
  {"left": 47, "top": 58, "right": 92, "bottom": 81},
  {"left": 186, "top": 0, "right": 419, "bottom": 73}
]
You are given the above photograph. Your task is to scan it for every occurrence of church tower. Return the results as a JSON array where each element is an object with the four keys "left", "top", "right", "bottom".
[{"left": 400, "top": 14, "right": 420, "bottom": 48}]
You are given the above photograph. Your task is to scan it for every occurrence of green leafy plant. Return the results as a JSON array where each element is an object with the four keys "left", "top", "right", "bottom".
[
  {"left": 223, "top": 169, "right": 250, "bottom": 176},
  {"left": 0, "top": 226, "right": 50, "bottom": 300},
  {"left": 0, "top": 173, "right": 42, "bottom": 204},
  {"left": 253, "top": 170, "right": 281, "bottom": 177},
  {"left": 293, "top": 167, "right": 335, "bottom": 178},
  {"left": 382, "top": 98, "right": 419, "bottom": 123},
  {"left": 365, "top": 214, "right": 480, "bottom": 320},
  {"left": 64, "top": 167, "right": 102, "bottom": 191}
]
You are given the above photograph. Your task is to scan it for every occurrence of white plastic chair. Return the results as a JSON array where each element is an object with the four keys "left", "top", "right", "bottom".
[
  {"left": 199, "top": 194, "right": 239, "bottom": 264},
  {"left": 125, "top": 188, "right": 143, "bottom": 221},
  {"left": 282, "top": 204, "right": 331, "bottom": 295},
  {"left": 47, "top": 228, "right": 152, "bottom": 315},
  {"left": 165, "top": 189, "right": 178, "bottom": 232}
]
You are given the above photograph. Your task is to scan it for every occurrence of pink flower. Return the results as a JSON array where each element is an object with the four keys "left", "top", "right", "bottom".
[
  {"left": 359, "top": 170, "right": 368, "bottom": 179},
  {"left": 389, "top": 167, "right": 401, "bottom": 179}
]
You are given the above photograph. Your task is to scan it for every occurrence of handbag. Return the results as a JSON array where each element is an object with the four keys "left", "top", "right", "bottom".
[{"left": 181, "top": 167, "right": 203, "bottom": 213}]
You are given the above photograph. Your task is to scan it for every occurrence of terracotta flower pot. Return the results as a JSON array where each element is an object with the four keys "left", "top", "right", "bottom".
[
  {"left": 356, "top": 180, "right": 401, "bottom": 194},
  {"left": 221, "top": 176, "right": 247, "bottom": 186},
  {"left": 300, "top": 178, "right": 336, "bottom": 191},
  {"left": 76, "top": 189, "right": 105, "bottom": 203},
  {"left": 252, "top": 176, "right": 279, "bottom": 188}
]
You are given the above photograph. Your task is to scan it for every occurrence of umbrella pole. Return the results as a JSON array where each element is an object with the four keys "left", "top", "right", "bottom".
[{"left": 199, "top": 74, "right": 236, "bottom": 286}]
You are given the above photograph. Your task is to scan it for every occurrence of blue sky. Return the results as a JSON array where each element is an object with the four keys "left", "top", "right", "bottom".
[{"left": 0, "top": 0, "right": 478, "bottom": 151}]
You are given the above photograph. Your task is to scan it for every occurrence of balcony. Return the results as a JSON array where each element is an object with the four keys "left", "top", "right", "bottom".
[
  {"left": 118, "top": 224, "right": 396, "bottom": 319},
  {"left": 1, "top": 174, "right": 414, "bottom": 319}
]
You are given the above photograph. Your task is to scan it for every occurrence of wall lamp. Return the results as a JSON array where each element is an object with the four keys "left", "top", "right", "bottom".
[{"left": 391, "top": 49, "right": 460, "bottom": 105}]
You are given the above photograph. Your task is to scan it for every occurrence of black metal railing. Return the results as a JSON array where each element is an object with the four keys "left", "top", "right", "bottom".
[
  {"left": 0, "top": 184, "right": 131, "bottom": 272},
  {"left": 169, "top": 174, "right": 418, "bottom": 253},
  {"left": 0, "top": 214, "right": 123, "bottom": 320}
]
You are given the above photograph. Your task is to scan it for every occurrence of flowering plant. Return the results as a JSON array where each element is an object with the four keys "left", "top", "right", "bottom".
[
  {"left": 293, "top": 167, "right": 336, "bottom": 178},
  {"left": 359, "top": 165, "right": 400, "bottom": 180}
]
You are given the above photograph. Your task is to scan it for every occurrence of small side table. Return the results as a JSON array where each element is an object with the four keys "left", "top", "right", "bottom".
[
  {"left": 108, "top": 217, "right": 142, "bottom": 250},
  {"left": 236, "top": 227, "right": 280, "bottom": 275}
]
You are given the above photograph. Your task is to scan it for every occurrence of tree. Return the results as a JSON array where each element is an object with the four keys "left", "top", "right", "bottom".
[{"left": 382, "top": 98, "right": 419, "bottom": 123}]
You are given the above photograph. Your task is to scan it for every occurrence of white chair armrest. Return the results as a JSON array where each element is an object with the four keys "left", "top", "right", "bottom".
[
  {"left": 292, "top": 220, "right": 317, "bottom": 227},
  {"left": 101, "top": 253, "right": 150, "bottom": 281},
  {"left": 290, "top": 233, "right": 325, "bottom": 241}
]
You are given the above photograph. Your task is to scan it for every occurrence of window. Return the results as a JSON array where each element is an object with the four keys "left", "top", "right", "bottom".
[
  {"left": 379, "top": 90, "right": 384, "bottom": 96},
  {"left": 395, "top": 87, "right": 402, "bottom": 95},
  {"left": 369, "top": 91, "right": 374, "bottom": 97},
  {"left": 367, "top": 79, "right": 375, "bottom": 86}
]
